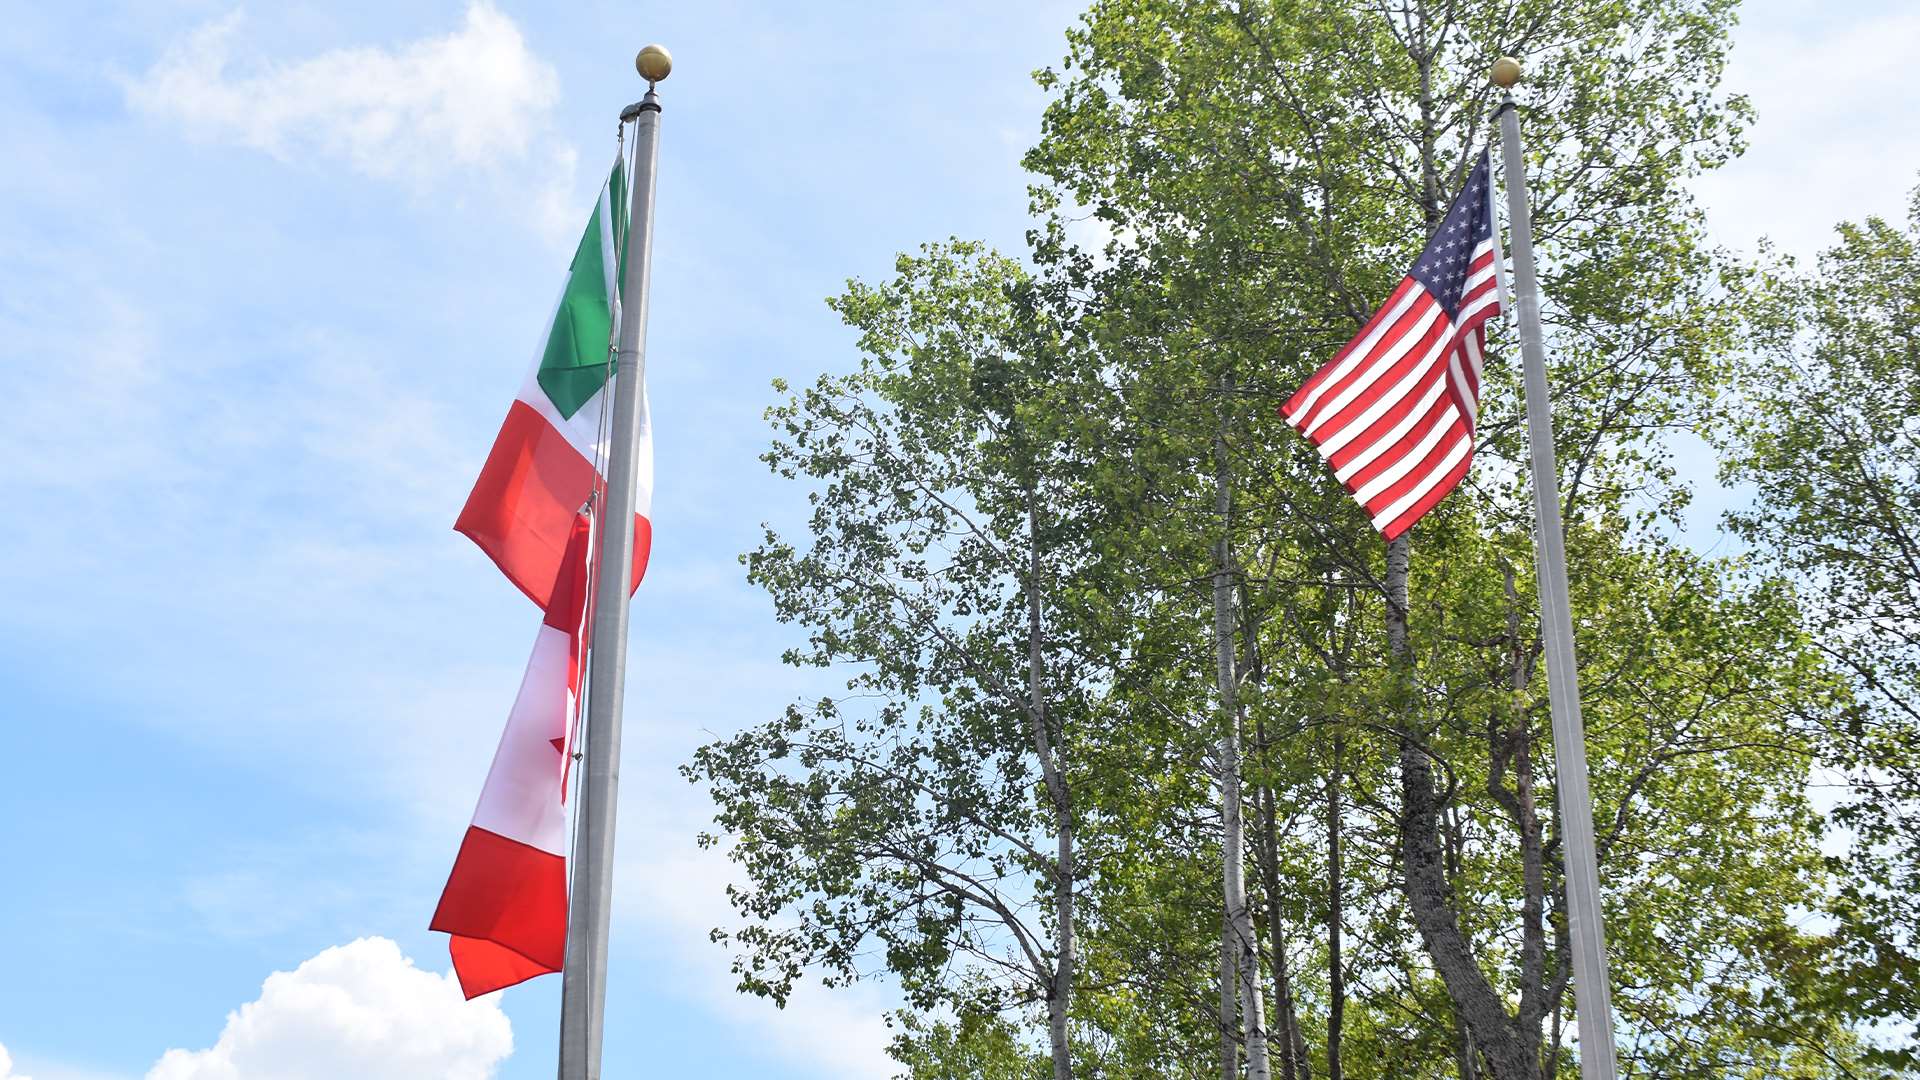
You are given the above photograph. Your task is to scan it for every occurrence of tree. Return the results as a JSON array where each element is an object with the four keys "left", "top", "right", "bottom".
[
  {"left": 1023, "top": 0, "right": 1857, "bottom": 1075},
  {"left": 1719, "top": 185, "right": 1920, "bottom": 1066},
  {"left": 694, "top": 2, "right": 1892, "bottom": 1076},
  {"left": 890, "top": 1007, "right": 1052, "bottom": 1080},
  {"left": 687, "top": 244, "right": 1099, "bottom": 1079}
]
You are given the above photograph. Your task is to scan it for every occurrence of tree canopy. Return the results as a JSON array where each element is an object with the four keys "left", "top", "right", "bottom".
[{"left": 688, "top": 2, "right": 1913, "bottom": 1077}]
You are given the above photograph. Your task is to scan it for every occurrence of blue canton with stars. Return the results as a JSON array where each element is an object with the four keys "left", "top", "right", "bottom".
[{"left": 1408, "top": 150, "right": 1495, "bottom": 321}]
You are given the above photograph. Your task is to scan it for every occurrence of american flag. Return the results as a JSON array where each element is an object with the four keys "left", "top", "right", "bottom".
[{"left": 1282, "top": 150, "right": 1503, "bottom": 540}]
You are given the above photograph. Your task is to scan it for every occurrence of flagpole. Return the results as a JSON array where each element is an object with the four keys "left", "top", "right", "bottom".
[
  {"left": 1490, "top": 56, "right": 1620, "bottom": 1080},
  {"left": 558, "top": 43, "right": 671, "bottom": 1080}
]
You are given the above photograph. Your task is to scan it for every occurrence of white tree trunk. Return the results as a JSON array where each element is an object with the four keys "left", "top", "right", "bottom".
[
  {"left": 1026, "top": 493, "right": 1075, "bottom": 1080},
  {"left": 1214, "top": 406, "right": 1270, "bottom": 1080}
]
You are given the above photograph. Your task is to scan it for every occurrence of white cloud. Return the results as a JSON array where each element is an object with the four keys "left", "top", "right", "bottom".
[
  {"left": 0, "top": 1042, "right": 33, "bottom": 1080},
  {"left": 1695, "top": 1, "right": 1920, "bottom": 262},
  {"left": 145, "top": 938, "right": 510, "bottom": 1080},
  {"left": 127, "top": 3, "right": 562, "bottom": 188}
]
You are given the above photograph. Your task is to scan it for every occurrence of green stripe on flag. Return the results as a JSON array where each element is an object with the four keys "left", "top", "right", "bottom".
[{"left": 537, "top": 157, "right": 628, "bottom": 420}]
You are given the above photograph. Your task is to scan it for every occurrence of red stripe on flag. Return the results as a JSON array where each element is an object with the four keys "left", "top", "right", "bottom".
[
  {"left": 1283, "top": 278, "right": 1418, "bottom": 423},
  {"left": 431, "top": 825, "right": 568, "bottom": 999},
  {"left": 1459, "top": 277, "right": 1496, "bottom": 309},
  {"left": 1294, "top": 291, "right": 1437, "bottom": 438},
  {"left": 1310, "top": 307, "right": 1446, "bottom": 446},
  {"left": 1319, "top": 314, "right": 1451, "bottom": 464},
  {"left": 1366, "top": 420, "right": 1470, "bottom": 516},
  {"left": 456, "top": 400, "right": 652, "bottom": 610},
  {"left": 1326, "top": 358, "right": 1449, "bottom": 480},
  {"left": 1457, "top": 302, "right": 1498, "bottom": 343},
  {"left": 1380, "top": 447, "right": 1476, "bottom": 541},
  {"left": 1341, "top": 381, "right": 1456, "bottom": 494}
]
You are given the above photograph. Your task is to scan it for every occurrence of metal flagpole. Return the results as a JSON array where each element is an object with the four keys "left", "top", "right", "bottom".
[
  {"left": 558, "top": 42, "right": 671, "bottom": 1080},
  {"left": 1490, "top": 55, "right": 1620, "bottom": 1080}
]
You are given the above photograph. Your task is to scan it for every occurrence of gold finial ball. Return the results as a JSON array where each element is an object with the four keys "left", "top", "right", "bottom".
[
  {"left": 1490, "top": 56, "right": 1522, "bottom": 89},
  {"left": 636, "top": 44, "right": 673, "bottom": 83}
]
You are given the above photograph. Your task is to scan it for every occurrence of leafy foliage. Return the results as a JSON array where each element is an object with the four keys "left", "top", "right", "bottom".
[
  {"left": 687, "top": 3, "right": 1904, "bottom": 1078},
  {"left": 1720, "top": 185, "right": 1920, "bottom": 1066}
]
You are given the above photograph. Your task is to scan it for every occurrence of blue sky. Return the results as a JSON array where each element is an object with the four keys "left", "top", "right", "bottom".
[{"left": 0, "top": 2, "right": 1914, "bottom": 1078}]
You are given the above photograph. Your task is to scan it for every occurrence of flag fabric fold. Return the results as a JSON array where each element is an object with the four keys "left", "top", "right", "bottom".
[
  {"left": 1282, "top": 150, "right": 1503, "bottom": 539},
  {"left": 437, "top": 140, "right": 660, "bottom": 1001},
  {"left": 456, "top": 154, "right": 654, "bottom": 609},
  {"left": 432, "top": 512, "right": 594, "bottom": 999}
]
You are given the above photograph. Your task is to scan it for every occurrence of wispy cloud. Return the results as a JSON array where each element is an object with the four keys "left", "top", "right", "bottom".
[
  {"left": 126, "top": 4, "right": 560, "bottom": 187},
  {"left": 120, "top": 2, "right": 588, "bottom": 248}
]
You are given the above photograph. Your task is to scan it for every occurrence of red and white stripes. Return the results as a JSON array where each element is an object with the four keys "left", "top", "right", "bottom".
[
  {"left": 431, "top": 513, "right": 593, "bottom": 999},
  {"left": 1283, "top": 151, "right": 1504, "bottom": 539}
]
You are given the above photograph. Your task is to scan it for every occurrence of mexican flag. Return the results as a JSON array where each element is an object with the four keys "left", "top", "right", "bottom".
[
  {"left": 432, "top": 512, "right": 593, "bottom": 998},
  {"left": 457, "top": 155, "right": 653, "bottom": 610}
]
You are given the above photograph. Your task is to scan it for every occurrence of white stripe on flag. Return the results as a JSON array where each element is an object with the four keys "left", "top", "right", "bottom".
[
  {"left": 1314, "top": 323, "right": 1452, "bottom": 458},
  {"left": 1293, "top": 286, "right": 1421, "bottom": 423},
  {"left": 1304, "top": 301, "right": 1444, "bottom": 439},
  {"left": 1334, "top": 370, "right": 1451, "bottom": 482}
]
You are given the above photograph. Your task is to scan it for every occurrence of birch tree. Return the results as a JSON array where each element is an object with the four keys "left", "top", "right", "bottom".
[
  {"left": 1719, "top": 188, "right": 1920, "bottom": 1067},
  {"left": 1024, "top": 0, "right": 1859, "bottom": 1074},
  {"left": 695, "top": 2, "right": 1897, "bottom": 1075},
  {"left": 689, "top": 244, "right": 1099, "bottom": 1079}
]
